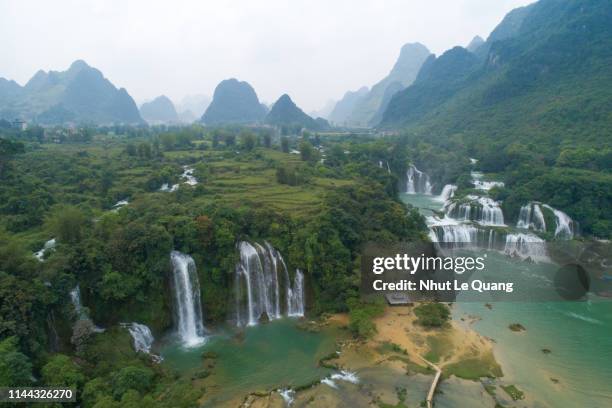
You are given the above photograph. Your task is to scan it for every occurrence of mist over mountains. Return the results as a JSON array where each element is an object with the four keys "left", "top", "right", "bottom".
[
  {"left": 140, "top": 95, "right": 179, "bottom": 124},
  {"left": 343, "top": 42, "right": 432, "bottom": 127},
  {"left": 265, "top": 94, "right": 329, "bottom": 131},
  {"left": 201, "top": 79, "right": 267, "bottom": 125},
  {"left": 0, "top": 60, "right": 142, "bottom": 125},
  {"left": 1, "top": 0, "right": 610, "bottom": 140}
]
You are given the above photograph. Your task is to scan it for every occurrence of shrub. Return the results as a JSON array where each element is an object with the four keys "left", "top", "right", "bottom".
[{"left": 413, "top": 303, "right": 450, "bottom": 327}]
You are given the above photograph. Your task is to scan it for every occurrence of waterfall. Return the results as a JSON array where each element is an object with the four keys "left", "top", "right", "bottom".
[
  {"left": 542, "top": 205, "right": 576, "bottom": 239},
  {"left": 170, "top": 251, "right": 206, "bottom": 346},
  {"left": 287, "top": 269, "right": 305, "bottom": 317},
  {"left": 429, "top": 224, "right": 499, "bottom": 249},
  {"left": 235, "top": 241, "right": 305, "bottom": 326},
  {"left": 406, "top": 165, "right": 432, "bottom": 194},
  {"left": 278, "top": 389, "right": 295, "bottom": 406},
  {"left": 112, "top": 199, "right": 129, "bottom": 212},
  {"left": 34, "top": 238, "right": 56, "bottom": 261},
  {"left": 444, "top": 196, "right": 505, "bottom": 226},
  {"left": 517, "top": 203, "right": 546, "bottom": 232},
  {"left": 181, "top": 166, "right": 198, "bottom": 185},
  {"left": 121, "top": 322, "right": 154, "bottom": 353},
  {"left": 159, "top": 183, "right": 179, "bottom": 192},
  {"left": 470, "top": 171, "right": 504, "bottom": 191},
  {"left": 437, "top": 184, "right": 457, "bottom": 203},
  {"left": 504, "top": 233, "right": 548, "bottom": 260},
  {"left": 473, "top": 180, "right": 505, "bottom": 191},
  {"left": 69, "top": 285, "right": 105, "bottom": 332},
  {"left": 70, "top": 285, "right": 87, "bottom": 320}
]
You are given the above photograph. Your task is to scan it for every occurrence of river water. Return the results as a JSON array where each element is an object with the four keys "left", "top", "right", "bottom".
[{"left": 401, "top": 192, "right": 612, "bottom": 407}]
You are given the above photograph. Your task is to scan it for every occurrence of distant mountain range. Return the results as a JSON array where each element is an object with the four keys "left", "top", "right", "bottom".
[
  {"left": 265, "top": 94, "right": 329, "bottom": 130},
  {"left": 328, "top": 86, "right": 369, "bottom": 125},
  {"left": 329, "top": 43, "right": 431, "bottom": 127},
  {"left": 309, "top": 99, "right": 336, "bottom": 120},
  {"left": 201, "top": 79, "right": 267, "bottom": 125},
  {"left": 0, "top": 60, "right": 142, "bottom": 125},
  {"left": 140, "top": 95, "right": 179, "bottom": 124}
]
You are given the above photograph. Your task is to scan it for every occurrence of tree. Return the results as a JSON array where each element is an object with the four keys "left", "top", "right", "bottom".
[
  {"left": 0, "top": 337, "right": 32, "bottom": 386},
  {"left": 0, "top": 138, "right": 24, "bottom": 176},
  {"left": 414, "top": 303, "right": 450, "bottom": 327},
  {"left": 225, "top": 134, "right": 236, "bottom": 146},
  {"left": 299, "top": 140, "right": 316, "bottom": 162},
  {"left": 125, "top": 143, "right": 137, "bottom": 156},
  {"left": 240, "top": 132, "right": 256, "bottom": 151},
  {"left": 45, "top": 205, "right": 89, "bottom": 244},
  {"left": 111, "top": 366, "right": 154, "bottom": 399},
  {"left": 195, "top": 215, "right": 214, "bottom": 249},
  {"left": 41, "top": 354, "right": 85, "bottom": 389},
  {"left": 137, "top": 143, "right": 152, "bottom": 159},
  {"left": 262, "top": 132, "right": 272, "bottom": 148},
  {"left": 281, "top": 136, "right": 289, "bottom": 153}
]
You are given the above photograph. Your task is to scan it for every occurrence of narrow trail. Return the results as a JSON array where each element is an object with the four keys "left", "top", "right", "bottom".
[{"left": 417, "top": 355, "right": 442, "bottom": 408}]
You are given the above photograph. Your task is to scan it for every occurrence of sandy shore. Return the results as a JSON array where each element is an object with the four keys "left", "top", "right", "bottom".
[{"left": 369, "top": 305, "right": 497, "bottom": 370}]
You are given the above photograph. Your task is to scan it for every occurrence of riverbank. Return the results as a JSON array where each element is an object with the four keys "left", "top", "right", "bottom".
[{"left": 238, "top": 304, "right": 507, "bottom": 407}]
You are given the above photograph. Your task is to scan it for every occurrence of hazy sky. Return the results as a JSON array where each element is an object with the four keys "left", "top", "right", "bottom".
[{"left": 0, "top": 0, "right": 533, "bottom": 111}]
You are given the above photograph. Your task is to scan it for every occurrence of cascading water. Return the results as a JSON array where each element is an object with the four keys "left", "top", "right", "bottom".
[
  {"left": 170, "top": 251, "right": 206, "bottom": 346},
  {"left": 406, "top": 165, "right": 432, "bottom": 194},
  {"left": 235, "top": 241, "right": 305, "bottom": 326},
  {"left": 181, "top": 166, "right": 198, "bottom": 185},
  {"left": 160, "top": 183, "right": 179, "bottom": 192},
  {"left": 437, "top": 184, "right": 457, "bottom": 202},
  {"left": 429, "top": 223, "right": 500, "bottom": 249},
  {"left": 112, "top": 199, "right": 129, "bottom": 212},
  {"left": 470, "top": 171, "right": 504, "bottom": 191},
  {"left": 517, "top": 203, "right": 546, "bottom": 232},
  {"left": 68, "top": 285, "right": 106, "bottom": 333},
  {"left": 473, "top": 180, "right": 505, "bottom": 191},
  {"left": 278, "top": 389, "right": 295, "bottom": 406},
  {"left": 34, "top": 238, "right": 56, "bottom": 261},
  {"left": 287, "top": 269, "right": 305, "bottom": 317},
  {"left": 504, "top": 233, "right": 548, "bottom": 260},
  {"left": 121, "top": 322, "right": 154, "bottom": 353},
  {"left": 542, "top": 205, "right": 576, "bottom": 239},
  {"left": 70, "top": 285, "right": 87, "bottom": 320},
  {"left": 444, "top": 196, "right": 505, "bottom": 226}
]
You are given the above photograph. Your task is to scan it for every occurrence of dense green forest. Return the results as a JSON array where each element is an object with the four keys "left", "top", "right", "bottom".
[{"left": 0, "top": 124, "right": 427, "bottom": 406}]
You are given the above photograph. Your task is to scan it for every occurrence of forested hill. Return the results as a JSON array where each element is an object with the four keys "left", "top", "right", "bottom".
[
  {"left": 140, "top": 95, "right": 179, "bottom": 124},
  {"left": 265, "top": 94, "right": 327, "bottom": 130},
  {"left": 201, "top": 79, "right": 267, "bottom": 125},
  {"left": 0, "top": 60, "right": 143, "bottom": 125},
  {"left": 382, "top": 0, "right": 612, "bottom": 148},
  {"left": 380, "top": 0, "right": 612, "bottom": 237}
]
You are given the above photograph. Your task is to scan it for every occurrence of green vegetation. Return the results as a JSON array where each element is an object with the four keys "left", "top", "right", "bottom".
[
  {"left": 501, "top": 384, "right": 525, "bottom": 401},
  {"left": 414, "top": 303, "right": 451, "bottom": 328},
  {"left": 424, "top": 335, "right": 452, "bottom": 364},
  {"left": 347, "top": 298, "right": 386, "bottom": 339},
  {"left": 443, "top": 353, "right": 503, "bottom": 380},
  {"left": 0, "top": 123, "right": 427, "bottom": 405}
]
